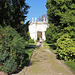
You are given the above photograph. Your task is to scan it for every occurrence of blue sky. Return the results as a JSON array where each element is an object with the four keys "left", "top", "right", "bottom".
[{"left": 26, "top": 0, "right": 47, "bottom": 22}]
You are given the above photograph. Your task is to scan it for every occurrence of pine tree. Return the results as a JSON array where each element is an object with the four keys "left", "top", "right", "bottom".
[{"left": 0, "top": 0, "right": 30, "bottom": 38}]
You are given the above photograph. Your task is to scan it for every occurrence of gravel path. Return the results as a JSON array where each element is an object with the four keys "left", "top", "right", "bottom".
[{"left": 12, "top": 47, "right": 75, "bottom": 75}]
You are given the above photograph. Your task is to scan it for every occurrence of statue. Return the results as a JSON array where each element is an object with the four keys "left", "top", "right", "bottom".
[
  {"left": 35, "top": 17, "right": 37, "bottom": 22},
  {"left": 43, "top": 17, "right": 46, "bottom": 22},
  {"left": 32, "top": 17, "right": 34, "bottom": 22}
]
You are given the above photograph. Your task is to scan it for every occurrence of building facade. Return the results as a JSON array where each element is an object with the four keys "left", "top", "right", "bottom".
[{"left": 29, "top": 17, "right": 49, "bottom": 42}]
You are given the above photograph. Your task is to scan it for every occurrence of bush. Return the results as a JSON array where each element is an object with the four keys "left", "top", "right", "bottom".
[
  {"left": 0, "top": 26, "right": 29, "bottom": 73},
  {"left": 56, "top": 34, "right": 75, "bottom": 61},
  {"left": 29, "top": 39, "right": 34, "bottom": 43}
]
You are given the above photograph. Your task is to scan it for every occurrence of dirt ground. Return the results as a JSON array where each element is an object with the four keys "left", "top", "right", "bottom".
[{"left": 12, "top": 46, "right": 75, "bottom": 75}]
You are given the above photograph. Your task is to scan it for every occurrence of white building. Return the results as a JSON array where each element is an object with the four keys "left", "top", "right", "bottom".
[{"left": 29, "top": 17, "right": 49, "bottom": 42}]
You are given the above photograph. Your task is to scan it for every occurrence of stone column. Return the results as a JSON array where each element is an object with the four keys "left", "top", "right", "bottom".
[
  {"left": 42, "top": 31, "right": 46, "bottom": 41},
  {"left": 35, "top": 17, "right": 37, "bottom": 22},
  {"left": 43, "top": 17, "right": 45, "bottom": 22},
  {"left": 34, "top": 23, "right": 37, "bottom": 42}
]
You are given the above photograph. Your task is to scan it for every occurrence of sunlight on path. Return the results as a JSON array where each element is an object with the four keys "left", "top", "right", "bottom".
[
  {"left": 24, "top": 47, "right": 74, "bottom": 75},
  {"left": 12, "top": 47, "right": 74, "bottom": 75}
]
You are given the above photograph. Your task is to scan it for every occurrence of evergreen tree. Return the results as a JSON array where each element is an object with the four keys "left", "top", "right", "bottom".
[
  {"left": 0, "top": 0, "right": 11, "bottom": 26},
  {"left": 0, "top": 0, "right": 30, "bottom": 38}
]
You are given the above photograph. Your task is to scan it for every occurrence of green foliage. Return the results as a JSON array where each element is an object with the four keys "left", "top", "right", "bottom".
[
  {"left": 1, "top": 58, "right": 17, "bottom": 73},
  {"left": 46, "top": 0, "right": 75, "bottom": 44},
  {"left": 29, "top": 39, "right": 34, "bottom": 43},
  {"left": 22, "top": 21, "right": 30, "bottom": 41},
  {"left": 0, "top": 0, "right": 29, "bottom": 27},
  {"left": 0, "top": 0, "right": 31, "bottom": 73},
  {"left": 0, "top": 0, "right": 30, "bottom": 40},
  {"left": 0, "top": 26, "right": 29, "bottom": 73},
  {"left": 63, "top": 26, "right": 75, "bottom": 40},
  {"left": 25, "top": 48, "right": 34, "bottom": 60},
  {"left": 56, "top": 34, "right": 75, "bottom": 61},
  {"left": 46, "top": 0, "right": 75, "bottom": 61},
  {"left": 45, "top": 24, "right": 59, "bottom": 44},
  {"left": 46, "top": 0, "right": 75, "bottom": 26}
]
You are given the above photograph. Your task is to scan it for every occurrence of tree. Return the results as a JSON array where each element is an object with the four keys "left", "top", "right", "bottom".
[
  {"left": 0, "top": 0, "right": 30, "bottom": 73},
  {"left": 0, "top": 0, "right": 30, "bottom": 39},
  {"left": 46, "top": 0, "right": 75, "bottom": 61},
  {"left": 46, "top": 0, "right": 75, "bottom": 44},
  {"left": 19, "top": 21, "right": 30, "bottom": 40},
  {"left": 46, "top": 0, "right": 75, "bottom": 28},
  {"left": 0, "top": 0, "right": 11, "bottom": 26}
]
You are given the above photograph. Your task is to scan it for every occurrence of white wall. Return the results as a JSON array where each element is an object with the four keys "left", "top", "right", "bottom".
[{"left": 29, "top": 18, "right": 49, "bottom": 41}]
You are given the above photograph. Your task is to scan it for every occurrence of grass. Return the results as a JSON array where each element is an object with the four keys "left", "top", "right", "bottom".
[
  {"left": 25, "top": 42, "right": 50, "bottom": 59},
  {"left": 25, "top": 43, "right": 36, "bottom": 66},
  {"left": 65, "top": 61, "right": 75, "bottom": 73},
  {"left": 25, "top": 43, "right": 36, "bottom": 59},
  {"left": 43, "top": 42, "right": 50, "bottom": 49},
  {"left": 25, "top": 48, "right": 35, "bottom": 66},
  {"left": 25, "top": 48, "right": 34, "bottom": 59},
  {"left": 29, "top": 42, "right": 36, "bottom": 45},
  {"left": 43, "top": 42, "right": 57, "bottom": 54}
]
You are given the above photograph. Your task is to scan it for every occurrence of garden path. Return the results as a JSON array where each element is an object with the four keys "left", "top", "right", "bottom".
[{"left": 12, "top": 46, "right": 74, "bottom": 75}]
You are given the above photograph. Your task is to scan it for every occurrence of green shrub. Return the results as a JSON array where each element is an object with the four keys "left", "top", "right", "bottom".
[
  {"left": 56, "top": 34, "right": 75, "bottom": 61},
  {"left": 0, "top": 26, "right": 29, "bottom": 73},
  {"left": 29, "top": 39, "right": 34, "bottom": 43}
]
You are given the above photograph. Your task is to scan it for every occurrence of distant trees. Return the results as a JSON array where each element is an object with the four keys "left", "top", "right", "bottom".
[{"left": 46, "top": 0, "right": 75, "bottom": 61}]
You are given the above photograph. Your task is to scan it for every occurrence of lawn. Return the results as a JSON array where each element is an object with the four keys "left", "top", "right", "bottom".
[
  {"left": 65, "top": 61, "right": 75, "bottom": 73},
  {"left": 25, "top": 48, "right": 34, "bottom": 59},
  {"left": 43, "top": 42, "right": 57, "bottom": 54}
]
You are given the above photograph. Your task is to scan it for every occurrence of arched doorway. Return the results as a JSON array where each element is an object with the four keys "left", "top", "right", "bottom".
[{"left": 37, "top": 31, "right": 42, "bottom": 42}]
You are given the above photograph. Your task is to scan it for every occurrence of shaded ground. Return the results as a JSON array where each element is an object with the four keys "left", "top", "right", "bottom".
[{"left": 12, "top": 46, "right": 75, "bottom": 75}]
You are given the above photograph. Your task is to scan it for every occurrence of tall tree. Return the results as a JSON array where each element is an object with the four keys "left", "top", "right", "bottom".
[
  {"left": 46, "top": 0, "right": 75, "bottom": 28},
  {"left": 45, "top": 0, "right": 75, "bottom": 44},
  {"left": 0, "top": 0, "right": 30, "bottom": 39},
  {"left": 10, "top": 0, "right": 29, "bottom": 30},
  {"left": 0, "top": 0, "right": 11, "bottom": 26}
]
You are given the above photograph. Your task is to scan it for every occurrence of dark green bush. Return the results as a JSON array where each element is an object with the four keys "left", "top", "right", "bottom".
[
  {"left": 29, "top": 39, "right": 34, "bottom": 43},
  {"left": 0, "top": 26, "right": 29, "bottom": 73},
  {"left": 56, "top": 34, "right": 75, "bottom": 61}
]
